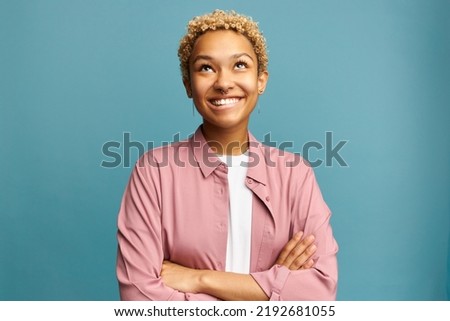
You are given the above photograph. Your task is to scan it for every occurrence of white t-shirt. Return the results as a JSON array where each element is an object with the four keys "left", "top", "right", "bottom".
[{"left": 218, "top": 153, "right": 253, "bottom": 273}]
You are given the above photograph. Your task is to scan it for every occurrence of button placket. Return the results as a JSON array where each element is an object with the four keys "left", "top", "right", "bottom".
[{"left": 212, "top": 170, "right": 228, "bottom": 257}]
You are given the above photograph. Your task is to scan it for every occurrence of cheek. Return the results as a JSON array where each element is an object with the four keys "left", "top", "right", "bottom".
[
  {"left": 189, "top": 83, "right": 205, "bottom": 99},
  {"left": 190, "top": 77, "right": 211, "bottom": 97},
  {"left": 240, "top": 73, "right": 260, "bottom": 91},
  {"left": 239, "top": 79, "right": 259, "bottom": 96}
]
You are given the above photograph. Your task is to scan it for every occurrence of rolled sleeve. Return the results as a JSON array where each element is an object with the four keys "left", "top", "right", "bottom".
[{"left": 250, "top": 254, "right": 337, "bottom": 301}]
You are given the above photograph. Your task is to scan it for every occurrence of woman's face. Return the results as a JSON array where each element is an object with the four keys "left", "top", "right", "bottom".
[{"left": 185, "top": 30, "right": 268, "bottom": 132}]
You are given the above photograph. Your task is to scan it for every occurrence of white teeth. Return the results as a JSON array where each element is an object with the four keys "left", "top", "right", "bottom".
[{"left": 211, "top": 98, "right": 240, "bottom": 106}]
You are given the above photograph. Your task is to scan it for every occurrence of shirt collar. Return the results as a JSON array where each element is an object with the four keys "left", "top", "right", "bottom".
[{"left": 189, "top": 125, "right": 268, "bottom": 186}]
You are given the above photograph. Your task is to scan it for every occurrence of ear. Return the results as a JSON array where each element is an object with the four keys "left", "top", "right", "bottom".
[
  {"left": 183, "top": 78, "right": 192, "bottom": 98},
  {"left": 257, "top": 70, "right": 269, "bottom": 94}
]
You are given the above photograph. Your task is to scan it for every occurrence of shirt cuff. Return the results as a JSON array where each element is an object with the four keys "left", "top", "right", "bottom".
[{"left": 250, "top": 265, "right": 290, "bottom": 301}]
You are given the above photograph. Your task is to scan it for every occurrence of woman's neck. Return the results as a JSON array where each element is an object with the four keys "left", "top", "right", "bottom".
[{"left": 201, "top": 123, "right": 249, "bottom": 155}]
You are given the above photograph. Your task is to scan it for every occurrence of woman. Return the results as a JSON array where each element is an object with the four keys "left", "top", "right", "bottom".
[{"left": 116, "top": 9, "right": 338, "bottom": 301}]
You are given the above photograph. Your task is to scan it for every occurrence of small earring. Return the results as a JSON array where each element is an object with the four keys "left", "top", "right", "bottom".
[{"left": 257, "top": 90, "right": 263, "bottom": 114}]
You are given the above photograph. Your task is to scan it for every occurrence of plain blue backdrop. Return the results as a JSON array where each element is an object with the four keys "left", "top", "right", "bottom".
[{"left": 1, "top": 0, "right": 449, "bottom": 300}]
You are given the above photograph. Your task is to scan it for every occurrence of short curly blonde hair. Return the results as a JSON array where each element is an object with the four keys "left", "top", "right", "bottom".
[{"left": 178, "top": 9, "right": 268, "bottom": 82}]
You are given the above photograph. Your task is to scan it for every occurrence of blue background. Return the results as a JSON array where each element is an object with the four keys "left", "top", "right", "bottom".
[{"left": 1, "top": 0, "right": 449, "bottom": 300}]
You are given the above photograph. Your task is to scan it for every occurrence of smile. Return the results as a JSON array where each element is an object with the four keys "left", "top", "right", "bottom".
[{"left": 209, "top": 97, "right": 241, "bottom": 107}]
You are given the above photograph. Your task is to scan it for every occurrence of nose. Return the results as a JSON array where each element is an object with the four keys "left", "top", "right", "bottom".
[{"left": 213, "top": 70, "right": 234, "bottom": 94}]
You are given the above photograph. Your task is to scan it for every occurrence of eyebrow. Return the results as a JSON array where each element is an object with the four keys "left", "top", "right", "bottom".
[{"left": 192, "top": 53, "right": 254, "bottom": 64}]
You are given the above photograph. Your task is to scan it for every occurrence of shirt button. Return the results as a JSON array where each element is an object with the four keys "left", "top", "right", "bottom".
[
  {"left": 247, "top": 178, "right": 254, "bottom": 184},
  {"left": 265, "top": 196, "right": 270, "bottom": 202}
]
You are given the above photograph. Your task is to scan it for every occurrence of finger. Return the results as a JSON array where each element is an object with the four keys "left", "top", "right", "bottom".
[
  {"left": 300, "top": 258, "right": 315, "bottom": 270},
  {"left": 288, "top": 243, "right": 316, "bottom": 270},
  {"left": 275, "top": 232, "right": 303, "bottom": 265},
  {"left": 282, "top": 235, "right": 315, "bottom": 268}
]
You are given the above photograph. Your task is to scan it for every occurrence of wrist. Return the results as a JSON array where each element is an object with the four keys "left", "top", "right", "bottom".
[{"left": 197, "top": 269, "right": 213, "bottom": 294}]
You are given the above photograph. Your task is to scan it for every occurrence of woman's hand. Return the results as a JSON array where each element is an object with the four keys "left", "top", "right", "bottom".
[
  {"left": 161, "top": 260, "right": 203, "bottom": 293},
  {"left": 275, "top": 232, "right": 316, "bottom": 270}
]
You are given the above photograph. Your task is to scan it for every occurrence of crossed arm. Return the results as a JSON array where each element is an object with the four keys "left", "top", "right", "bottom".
[{"left": 160, "top": 232, "right": 316, "bottom": 301}]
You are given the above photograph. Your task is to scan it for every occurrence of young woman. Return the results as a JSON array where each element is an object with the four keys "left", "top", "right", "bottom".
[{"left": 116, "top": 9, "right": 338, "bottom": 301}]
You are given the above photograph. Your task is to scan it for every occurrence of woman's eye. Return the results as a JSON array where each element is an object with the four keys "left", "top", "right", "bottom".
[
  {"left": 200, "top": 65, "right": 213, "bottom": 72},
  {"left": 235, "top": 61, "right": 248, "bottom": 69}
]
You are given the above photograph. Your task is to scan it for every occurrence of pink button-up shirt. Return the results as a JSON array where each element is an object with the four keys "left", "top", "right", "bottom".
[{"left": 116, "top": 126, "right": 338, "bottom": 300}]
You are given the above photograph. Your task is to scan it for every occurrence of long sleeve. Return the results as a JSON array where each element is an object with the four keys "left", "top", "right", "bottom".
[
  {"left": 116, "top": 157, "right": 218, "bottom": 301},
  {"left": 250, "top": 165, "right": 338, "bottom": 300}
]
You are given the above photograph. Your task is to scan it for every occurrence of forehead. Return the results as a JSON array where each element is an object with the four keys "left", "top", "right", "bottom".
[{"left": 190, "top": 30, "right": 257, "bottom": 60}]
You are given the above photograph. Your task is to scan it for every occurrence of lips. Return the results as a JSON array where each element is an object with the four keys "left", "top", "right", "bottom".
[{"left": 209, "top": 97, "right": 241, "bottom": 107}]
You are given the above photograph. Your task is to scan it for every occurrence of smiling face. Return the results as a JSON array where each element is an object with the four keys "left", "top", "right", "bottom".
[{"left": 184, "top": 30, "right": 268, "bottom": 135}]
